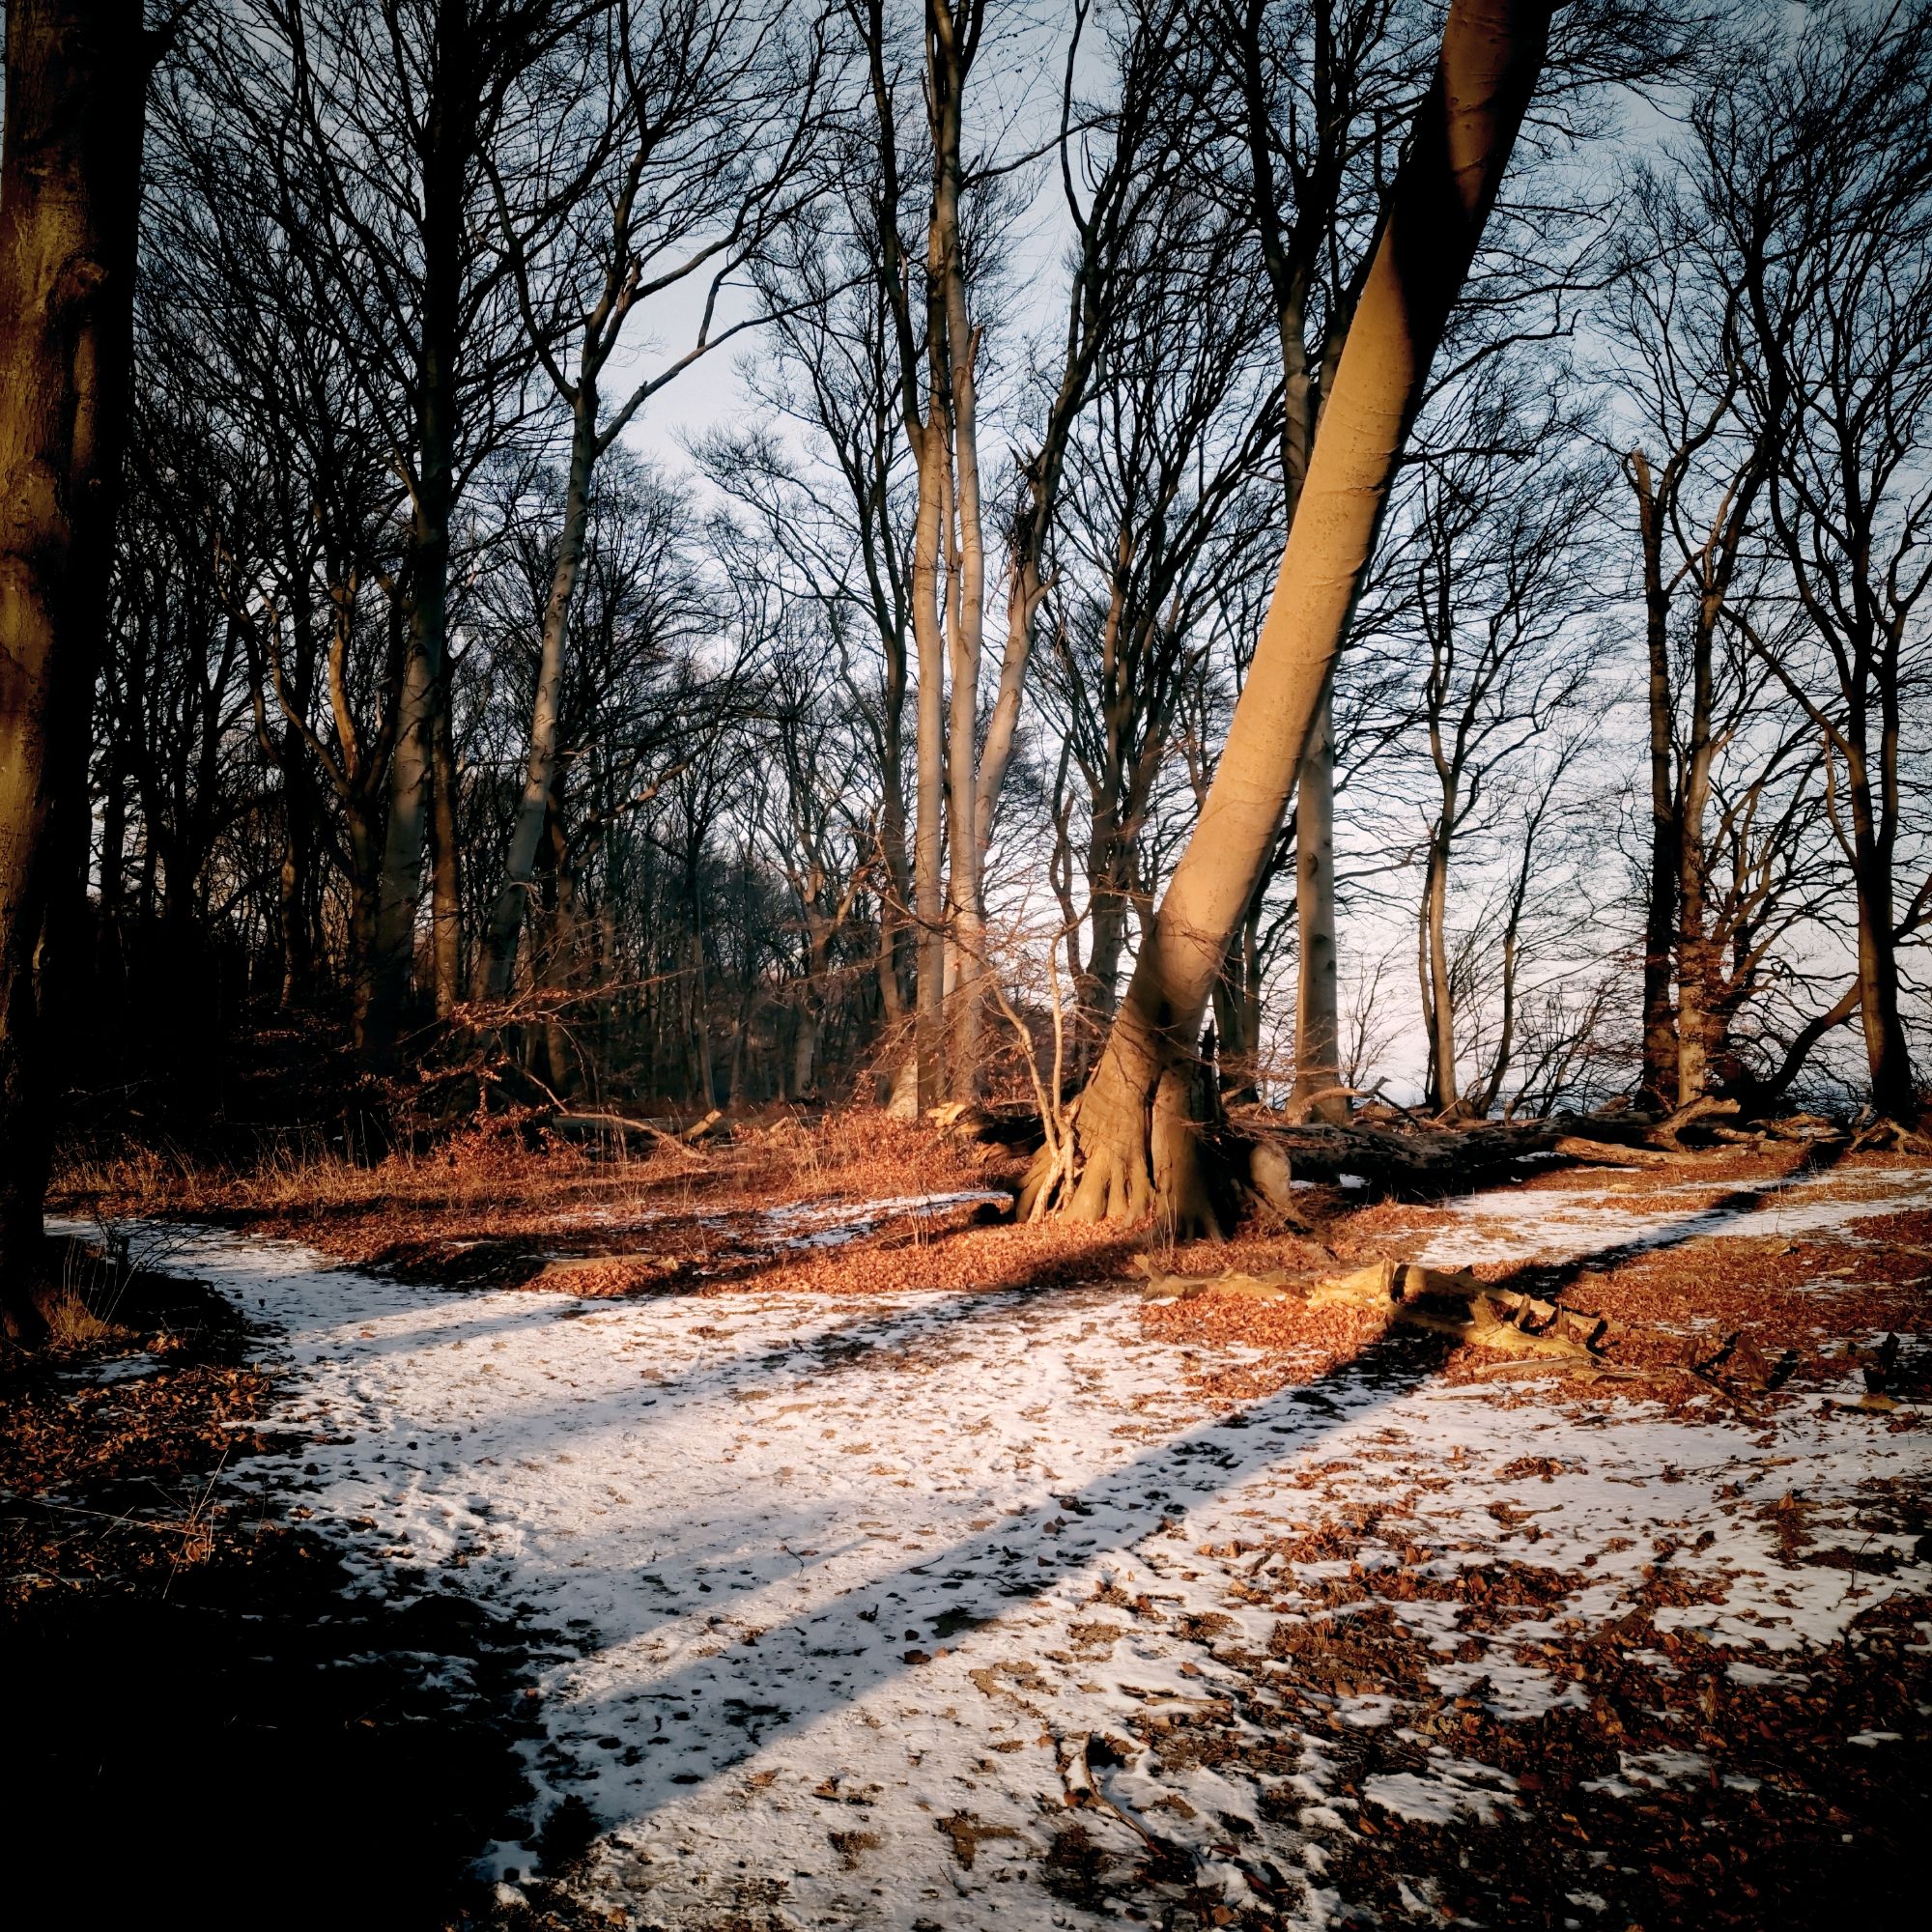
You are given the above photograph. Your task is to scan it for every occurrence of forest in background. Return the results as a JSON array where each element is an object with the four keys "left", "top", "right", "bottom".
[
  {"left": 5, "top": 13, "right": 1932, "bottom": 1924},
  {"left": 3, "top": 0, "right": 1929, "bottom": 1248}
]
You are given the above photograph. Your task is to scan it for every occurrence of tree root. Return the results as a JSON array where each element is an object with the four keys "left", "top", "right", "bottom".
[{"left": 1020, "top": 1056, "right": 1231, "bottom": 1236}]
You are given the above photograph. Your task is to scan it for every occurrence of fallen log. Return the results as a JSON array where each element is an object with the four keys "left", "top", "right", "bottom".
[
  {"left": 1550, "top": 1135, "right": 1699, "bottom": 1170},
  {"left": 1309, "top": 1257, "right": 1604, "bottom": 1358},
  {"left": 1649, "top": 1094, "right": 1741, "bottom": 1151},
  {"left": 552, "top": 1110, "right": 687, "bottom": 1148},
  {"left": 1224, "top": 1111, "right": 1566, "bottom": 1194},
  {"left": 1142, "top": 1254, "right": 1605, "bottom": 1362}
]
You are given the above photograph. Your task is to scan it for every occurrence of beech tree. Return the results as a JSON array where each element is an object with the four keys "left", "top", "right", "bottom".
[
  {"left": 479, "top": 0, "right": 832, "bottom": 1006},
  {"left": 1713, "top": 3, "right": 1932, "bottom": 1123},
  {"left": 1207, "top": 0, "right": 1433, "bottom": 1123},
  {"left": 0, "top": 0, "right": 166, "bottom": 1339},
  {"left": 1024, "top": 0, "right": 1558, "bottom": 1229},
  {"left": 1038, "top": 199, "right": 1282, "bottom": 1066},
  {"left": 1609, "top": 153, "right": 1839, "bottom": 1115}
]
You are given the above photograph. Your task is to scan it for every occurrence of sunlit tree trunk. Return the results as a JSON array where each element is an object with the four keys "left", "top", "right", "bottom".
[
  {"left": 1028, "top": 0, "right": 1555, "bottom": 1228},
  {"left": 1420, "top": 814, "right": 1458, "bottom": 1111},
  {"left": 0, "top": 0, "right": 154, "bottom": 1338},
  {"left": 1674, "top": 591, "right": 1717, "bottom": 1106},
  {"left": 937, "top": 78, "right": 988, "bottom": 1093},
  {"left": 910, "top": 430, "right": 948, "bottom": 1109}
]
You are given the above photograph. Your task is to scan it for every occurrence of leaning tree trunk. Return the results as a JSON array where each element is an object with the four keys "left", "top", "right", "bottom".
[
  {"left": 1026, "top": 0, "right": 1555, "bottom": 1231},
  {"left": 0, "top": 0, "right": 152, "bottom": 1340}
]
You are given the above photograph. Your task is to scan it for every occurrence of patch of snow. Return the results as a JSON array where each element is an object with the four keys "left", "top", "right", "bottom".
[
  {"left": 1413, "top": 1165, "right": 1932, "bottom": 1268},
  {"left": 52, "top": 1173, "right": 1932, "bottom": 1931},
  {"left": 65, "top": 1352, "right": 162, "bottom": 1384},
  {"left": 1364, "top": 1762, "right": 1516, "bottom": 1826},
  {"left": 1583, "top": 1748, "right": 1709, "bottom": 1793},
  {"left": 1725, "top": 1661, "right": 1808, "bottom": 1688}
]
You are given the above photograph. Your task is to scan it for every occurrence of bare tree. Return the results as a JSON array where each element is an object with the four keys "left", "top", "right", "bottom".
[
  {"left": 1712, "top": 3, "right": 1932, "bottom": 1122},
  {"left": 479, "top": 0, "right": 833, "bottom": 1003},
  {"left": 1386, "top": 390, "right": 1599, "bottom": 1114},
  {"left": 1025, "top": 0, "right": 1557, "bottom": 1230}
]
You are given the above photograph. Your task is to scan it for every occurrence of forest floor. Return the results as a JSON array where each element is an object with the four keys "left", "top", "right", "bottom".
[{"left": 11, "top": 1122, "right": 1932, "bottom": 1931}]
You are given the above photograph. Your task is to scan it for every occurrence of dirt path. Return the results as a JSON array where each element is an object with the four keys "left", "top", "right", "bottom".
[{"left": 54, "top": 1165, "right": 1932, "bottom": 1929}]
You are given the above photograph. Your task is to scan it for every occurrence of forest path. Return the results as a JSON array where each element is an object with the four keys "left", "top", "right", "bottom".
[{"left": 66, "top": 1165, "right": 1932, "bottom": 1929}]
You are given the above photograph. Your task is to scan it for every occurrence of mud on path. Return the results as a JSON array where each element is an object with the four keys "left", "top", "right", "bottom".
[{"left": 16, "top": 1151, "right": 1932, "bottom": 1931}]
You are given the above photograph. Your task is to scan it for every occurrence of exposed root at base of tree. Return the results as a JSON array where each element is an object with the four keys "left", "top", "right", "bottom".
[{"left": 1021, "top": 1059, "right": 1234, "bottom": 1239}]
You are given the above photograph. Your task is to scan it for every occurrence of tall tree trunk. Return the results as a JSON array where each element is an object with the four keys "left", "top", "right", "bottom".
[
  {"left": 1674, "top": 614, "right": 1716, "bottom": 1105},
  {"left": 1846, "top": 755, "right": 1915, "bottom": 1119},
  {"left": 1028, "top": 0, "right": 1554, "bottom": 1228},
  {"left": 1289, "top": 682, "right": 1345, "bottom": 1119},
  {"left": 942, "top": 300, "right": 986, "bottom": 1098},
  {"left": 910, "top": 429, "right": 948, "bottom": 1110},
  {"left": 1422, "top": 820, "right": 1458, "bottom": 1111},
  {"left": 0, "top": 0, "right": 152, "bottom": 1339},
  {"left": 429, "top": 654, "right": 462, "bottom": 1018},
  {"left": 483, "top": 385, "right": 596, "bottom": 1000},
  {"left": 370, "top": 625, "right": 436, "bottom": 1058},
  {"left": 1628, "top": 450, "right": 1679, "bottom": 1109},
  {"left": 363, "top": 21, "right": 464, "bottom": 1068}
]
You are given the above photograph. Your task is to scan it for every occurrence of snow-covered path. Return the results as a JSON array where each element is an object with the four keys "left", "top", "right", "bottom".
[{"left": 58, "top": 1171, "right": 1932, "bottom": 1928}]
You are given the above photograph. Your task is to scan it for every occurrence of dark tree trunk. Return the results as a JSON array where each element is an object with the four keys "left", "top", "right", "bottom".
[
  {"left": 0, "top": 0, "right": 153, "bottom": 1339},
  {"left": 1629, "top": 452, "right": 1679, "bottom": 1111},
  {"left": 364, "top": 9, "right": 465, "bottom": 1067}
]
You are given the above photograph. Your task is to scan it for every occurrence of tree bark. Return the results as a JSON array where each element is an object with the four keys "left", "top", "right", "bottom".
[
  {"left": 1421, "top": 814, "right": 1458, "bottom": 1111},
  {"left": 0, "top": 0, "right": 153, "bottom": 1339},
  {"left": 363, "top": 7, "right": 465, "bottom": 1068},
  {"left": 484, "top": 391, "right": 595, "bottom": 1001},
  {"left": 1628, "top": 449, "right": 1679, "bottom": 1110},
  {"left": 1029, "top": 0, "right": 1554, "bottom": 1227},
  {"left": 1290, "top": 682, "right": 1345, "bottom": 1119},
  {"left": 429, "top": 652, "right": 462, "bottom": 1016},
  {"left": 1674, "top": 594, "right": 1717, "bottom": 1106}
]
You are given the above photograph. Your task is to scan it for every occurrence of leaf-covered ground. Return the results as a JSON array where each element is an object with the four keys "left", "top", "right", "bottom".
[{"left": 13, "top": 1144, "right": 1932, "bottom": 1930}]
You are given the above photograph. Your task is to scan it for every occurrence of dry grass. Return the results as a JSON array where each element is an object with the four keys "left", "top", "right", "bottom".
[
  {"left": 52, "top": 1108, "right": 1030, "bottom": 1283},
  {"left": 52, "top": 1120, "right": 1932, "bottom": 1418}
]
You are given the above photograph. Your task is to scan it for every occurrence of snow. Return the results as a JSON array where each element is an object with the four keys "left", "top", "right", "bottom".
[
  {"left": 1581, "top": 1747, "right": 1710, "bottom": 1796},
  {"left": 1413, "top": 1164, "right": 1932, "bottom": 1267},
  {"left": 65, "top": 1352, "right": 162, "bottom": 1384},
  {"left": 49, "top": 1168, "right": 1932, "bottom": 1928},
  {"left": 1362, "top": 1764, "right": 1518, "bottom": 1826}
]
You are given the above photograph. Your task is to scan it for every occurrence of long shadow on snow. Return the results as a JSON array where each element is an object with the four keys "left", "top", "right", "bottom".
[
  {"left": 526, "top": 1156, "right": 1869, "bottom": 1837},
  {"left": 526, "top": 1324, "right": 1440, "bottom": 1832},
  {"left": 1481, "top": 1136, "right": 1852, "bottom": 1304}
]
